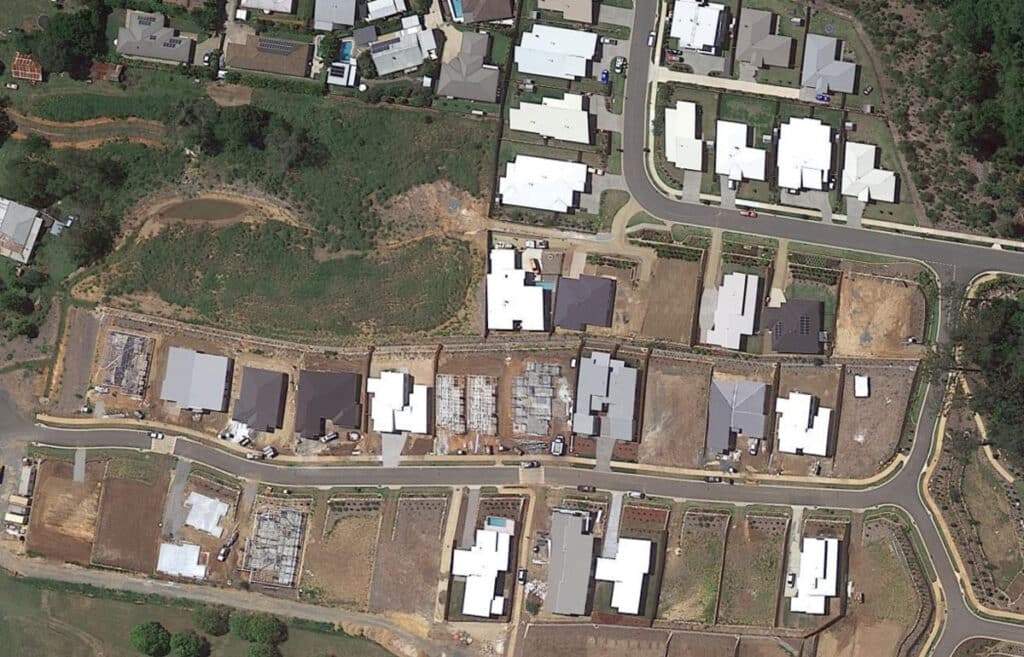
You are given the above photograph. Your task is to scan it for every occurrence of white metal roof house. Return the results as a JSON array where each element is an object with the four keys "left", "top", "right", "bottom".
[
  {"left": 706, "top": 272, "right": 760, "bottom": 349},
  {"left": 313, "top": 0, "right": 356, "bottom": 29},
  {"left": 157, "top": 543, "right": 207, "bottom": 579},
  {"left": 594, "top": 537, "right": 652, "bottom": 615},
  {"left": 486, "top": 248, "right": 547, "bottom": 331},
  {"left": 841, "top": 142, "right": 896, "bottom": 203},
  {"left": 240, "top": 0, "right": 295, "bottom": 12},
  {"left": 715, "top": 120, "right": 766, "bottom": 182},
  {"left": 776, "top": 391, "right": 832, "bottom": 456},
  {"left": 509, "top": 93, "right": 592, "bottom": 144},
  {"left": 664, "top": 100, "right": 704, "bottom": 171},
  {"left": 777, "top": 117, "right": 833, "bottom": 191},
  {"left": 451, "top": 518, "right": 515, "bottom": 617},
  {"left": 498, "top": 155, "right": 589, "bottom": 212},
  {"left": 669, "top": 0, "right": 727, "bottom": 54},
  {"left": 790, "top": 537, "right": 840, "bottom": 614},
  {"left": 159, "top": 347, "right": 233, "bottom": 412},
  {"left": 370, "top": 17, "right": 437, "bottom": 76},
  {"left": 514, "top": 24, "right": 597, "bottom": 80},
  {"left": 0, "top": 197, "right": 43, "bottom": 264},
  {"left": 367, "top": 0, "right": 406, "bottom": 21},
  {"left": 572, "top": 351, "right": 638, "bottom": 442},
  {"left": 367, "top": 370, "right": 429, "bottom": 434}
]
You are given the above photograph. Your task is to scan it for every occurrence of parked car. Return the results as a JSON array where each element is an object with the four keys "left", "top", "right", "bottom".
[
  {"left": 320, "top": 431, "right": 339, "bottom": 443},
  {"left": 550, "top": 435, "right": 565, "bottom": 456},
  {"left": 262, "top": 446, "right": 278, "bottom": 458},
  {"left": 704, "top": 476, "right": 722, "bottom": 483},
  {"left": 217, "top": 546, "right": 230, "bottom": 561},
  {"left": 520, "top": 460, "right": 540, "bottom": 469},
  {"left": 613, "top": 56, "right": 625, "bottom": 74},
  {"left": 601, "top": 36, "right": 618, "bottom": 45},
  {"left": 147, "top": 431, "right": 164, "bottom": 440},
  {"left": 815, "top": 93, "right": 831, "bottom": 102},
  {"left": 203, "top": 52, "right": 212, "bottom": 65},
  {"left": 348, "top": 431, "right": 361, "bottom": 441},
  {"left": 739, "top": 209, "right": 758, "bottom": 218},
  {"left": 787, "top": 573, "right": 797, "bottom": 587},
  {"left": 577, "top": 485, "right": 597, "bottom": 493},
  {"left": 537, "top": 239, "right": 549, "bottom": 249},
  {"left": 600, "top": 68, "right": 610, "bottom": 85},
  {"left": 517, "top": 568, "right": 528, "bottom": 583},
  {"left": 863, "top": 85, "right": 873, "bottom": 95},
  {"left": 525, "top": 239, "right": 537, "bottom": 248},
  {"left": 245, "top": 451, "right": 264, "bottom": 460},
  {"left": 647, "top": 31, "right": 656, "bottom": 46},
  {"left": 626, "top": 490, "right": 646, "bottom": 499},
  {"left": 748, "top": 439, "right": 759, "bottom": 455},
  {"left": 239, "top": 437, "right": 252, "bottom": 447},
  {"left": 4, "top": 83, "right": 18, "bottom": 90}
]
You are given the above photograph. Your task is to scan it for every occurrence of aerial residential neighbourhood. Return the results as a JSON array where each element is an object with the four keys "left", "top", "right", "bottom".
[{"left": 2, "top": 0, "right": 1024, "bottom": 657}]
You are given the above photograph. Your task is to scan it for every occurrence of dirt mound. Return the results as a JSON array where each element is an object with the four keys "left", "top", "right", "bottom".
[
  {"left": 374, "top": 180, "right": 489, "bottom": 248},
  {"left": 205, "top": 82, "right": 253, "bottom": 107}
]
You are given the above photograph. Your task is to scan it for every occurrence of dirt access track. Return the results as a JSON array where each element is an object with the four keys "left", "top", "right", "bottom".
[{"left": 9, "top": 111, "right": 169, "bottom": 149}]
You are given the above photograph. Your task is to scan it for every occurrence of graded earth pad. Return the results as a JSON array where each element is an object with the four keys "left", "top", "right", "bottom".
[
  {"left": 27, "top": 460, "right": 104, "bottom": 564},
  {"left": 835, "top": 273, "right": 926, "bottom": 357},
  {"left": 639, "top": 358, "right": 712, "bottom": 468},
  {"left": 641, "top": 258, "right": 703, "bottom": 343},
  {"left": 659, "top": 510, "right": 729, "bottom": 622},
  {"left": 92, "top": 456, "right": 172, "bottom": 572},
  {"left": 302, "top": 495, "right": 383, "bottom": 609}
]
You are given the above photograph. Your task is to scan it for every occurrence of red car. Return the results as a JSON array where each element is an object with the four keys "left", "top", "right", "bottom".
[{"left": 739, "top": 209, "right": 758, "bottom": 218}]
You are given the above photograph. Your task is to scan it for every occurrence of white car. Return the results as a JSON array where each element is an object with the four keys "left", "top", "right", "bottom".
[{"left": 647, "top": 31, "right": 656, "bottom": 47}]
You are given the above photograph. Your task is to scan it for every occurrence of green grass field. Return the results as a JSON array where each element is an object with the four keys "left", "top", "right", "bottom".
[
  {"left": 717, "top": 93, "right": 777, "bottom": 138},
  {"left": 104, "top": 224, "right": 473, "bottom": 340},
  {"left": 599, "top": 190, "right": 630, "bottom": 228},
  {"left": 0, "top": 572, "right": 395, "bottom": 657}
]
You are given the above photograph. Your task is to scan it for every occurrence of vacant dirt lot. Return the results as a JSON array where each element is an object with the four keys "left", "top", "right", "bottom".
[
  {"left": 54, "top": 307, "right": 101, "bottom": 415},
  {"left": 833, "top": 363, "right": 917, "bottom": 478},
  {"left": 27, "top": 460, "right": 104, "bottom": 564},
  {"left": 302, "top": 496, "right": 382, "bottom": 610},
  {"left": 205, "top": 82, "right": 253, "bottom": 107},
  {"left": 835, "top": 273, "right": 926, "bottom": 357},
  {"left": 666, "top": 633, "right": 738, "bottom": 657},
  {"left": 737, "top": 638, "right": 804, "bottom": 657},
  {"left": 642, "top": 258, "right": 703, "bottom": 344},
  {"left": 369, "top": 495, "right": 448, "bottom": 620},
  {"left": 522, "top": 625, "right": 670, "bottom": 657},
  {"left": 639, "top": 358, "right": 712, "bottom": 468},
  {"left": 659, "top": 511, "right": 728, "bottom": 623},
  {"left": 91, "top": 462, "right": 171, "bottom": 572},
  {"left": 718, "top": 513, "right": 789, "bottom": 627}
]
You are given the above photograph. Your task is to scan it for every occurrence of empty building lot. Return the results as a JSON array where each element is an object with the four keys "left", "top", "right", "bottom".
[
  {"left": 55, "top": 308, "right": 101, "bottom": 414},
  {"left": 718, "top": 511, "right": 790, "bottom": 627},
  {"left": 659, "top": 510, "right": 729, "bottom": 623},
  {"left": 91, "top": 454, "right": 172, "bottom": 572},
  {"left": 639, "top": 358, "right": 712, "bottom": 468},
  {"left": 369, "top": 494, "right": 449, "bottom": 620},
  {"left": 302, "top": 493, "right": 383, "bottom": 610},
  {"left": 832, "top": 363, "right": 917, "bottom": 478},
  {"left": 522, "top": 625, "right": 671, "bottom": 657},
  {"left": 666, "top": 633, "right": 743, "bottom": 657},
  {"left": 641, "top": 258, "right": 704, "bottom": 344},
  {"left": 27, "top": 460, "right": 104, "bottom": 564},
  {"left": 834, "top": 273, "right": 926, "bottom": 357}
]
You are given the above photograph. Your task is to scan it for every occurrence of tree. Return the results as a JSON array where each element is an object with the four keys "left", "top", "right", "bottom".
[
  {"left": 191, "top": 0, "right": 225, "bottom": 34},
  {"left": 129, "top": 622, "right": 171, "bottom": 657},
  {"left": 67, "top": 214, "right": 118, "bottom": 267},
  {"left": 3, "top": 156, "right": 58, "bottom": 208},
  {"left": 229, "top": 612, "right": 287, "bottom": 644},
  {"left": 169, "top": 631, "right": 208, "bottom": 657},
  {"left": 1, "top": 289, "right": 34, "bottom": 315},
  {"left": 23, "top": 4, "right": 108, "bottom": 78},
  {"left": 191, "top": 605, "right": 230, "bottom": 636},
  {"left": 357, "top": 50, "right": 376, "bottom": 79},
  {"left": 247, "top": 644, "right": 281, "bottom": 657}
]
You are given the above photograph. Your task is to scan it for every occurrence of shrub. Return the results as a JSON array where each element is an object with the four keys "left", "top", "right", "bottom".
[
  {"left": 191, "top": 605, "right": 230, "bottom": 636},
  {"left": 170, "top": 631, "right": 208, "bottom": 657},
  {"left": 130, "top": 622, "right": 171, "bottom": 657},
  {"left": 229, "top": 612, "right": 287, "bottom": 644},
  {"left": 248, "top": 644, "right": 282, "bottom": 657}
]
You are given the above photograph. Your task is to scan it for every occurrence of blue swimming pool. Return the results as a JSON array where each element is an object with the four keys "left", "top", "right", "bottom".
[
  {"left": 339, "top": 41, "right": 353, "bottom": 61},
  {"left": 449, "top": 0, "right": 464, "bottom": 20}
]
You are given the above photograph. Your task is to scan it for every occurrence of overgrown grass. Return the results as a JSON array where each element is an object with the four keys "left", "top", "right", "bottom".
[
  {"left": 786, "top": 281, "right": 837, "bottom": 331},
  {"left": 104, "top": 224, "right": 473, "bottom": 340},
  {"left": 598, "top": 190, "right": 630, "bottom": 227}
]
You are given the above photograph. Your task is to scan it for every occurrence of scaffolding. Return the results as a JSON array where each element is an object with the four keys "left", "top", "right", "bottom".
[
  {"left": 241, "top": 504, "right": 306, "bottom": 587},
  {"left": 436, "top": 374, "right": 467, "bottom": 434},
  {"left": 467, "top": 375, "right": 498, "bottom": 435},
  {"left": 512, "top": 362, "right": 562, "bottom": 435},
  {"left": 98, "top": 331, "right": 152, "bottom": 395}
]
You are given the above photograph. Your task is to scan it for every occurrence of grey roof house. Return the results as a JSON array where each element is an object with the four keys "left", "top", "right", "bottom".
[
  {"left": 735, "top": 8, "right": 793, "bottom": 68},
  {"left": 553, "top": 275, "right": 616, "bottom": 331},
  {"left": 116, "top": 10, "right": 195, "bottom": 64},
  {"left": 705, "top": 377, "right": 767, "bottom": 455},
  {"left": 0, "top": 197, "right": 42, "bottom": 264},
  {"left": 370, "top": 19, "right": 437, "bottom": 76},
  {"left": 801, "top": 34, "right": 856, "bottom": 94},
  {"left": 572, "top": 351, "right": 638, "bottom": 442},
  {"left": 232, "top": 367, "right": 289, "bottom": 432},
  {"left": 461, "top": 0, "right": 513, "bottom": 23},
  {"left": 160, "top": 347, "right": 233, "bottom": 412},
  {"left": 313, "top": 0, "right": 356, "bottom": 30},
  {"left": 760, "top": 299, "right": 823, "bottom": 354},
  {"left": 546, "top": 511, "right": 595, "bottom": 615},
  {"left": 354, "top": 26, "right": 378, "bottom": 47},
  {"left": 436, "top": 32, "right": 500, "bottom": 102},
  {"left": 295, "top": 370, "right": 363, "bottom": 438}
]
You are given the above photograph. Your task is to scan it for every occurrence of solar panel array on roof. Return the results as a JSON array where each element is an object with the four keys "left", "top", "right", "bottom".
[
  {"left": 371, "top": 37, "right": 399, "bottom": 53},
  {"left": 258, "top": 37, "right": 299, "bottom": 55},
  {"left": 139, "top": 15, "right": 156, "bottom": 25}
]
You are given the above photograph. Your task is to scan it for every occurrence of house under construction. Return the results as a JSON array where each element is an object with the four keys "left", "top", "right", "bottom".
[
  {"left": 512, "top": 362, "right": 563, "bottom": 435},
  {"left": 436, "top": 374, "right": 498, "bottom": 435},
  {"left": 241, "top": 503, "right": 306, "bottom": 588},
  {"left": 98, "top": 331, "right": 153, "bottom": 396}
]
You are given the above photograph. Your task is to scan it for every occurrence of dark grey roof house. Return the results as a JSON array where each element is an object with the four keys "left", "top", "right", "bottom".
[
  {"left": 801, "top": 34, "right": 856, "bottom": 94},
  {"left": 436, "top": 32, "right": 500, "bottom": 102},
  {"left": 354, "top": 26, "right": 378, "bottom": 47},
  {"left": 295, "top": 370, "right": 363, "bottom": 438},
  {"left": 553, "top": 275, "right": 616, "bottom": 331},
  {"left": 116, "top": 10, "right": 195, "bottom": 64},
  {"left": 705, "top": 377, "right": 767, "bottom": 455},
  {"left": 546, "top": 511, "right": 594, "bottom": 615},
  {"left": 232, "top": 367, "right": 289, "bottom": 432},
  {"left": 735, "top": 8, "right": 793, "bottom": 68},
  {"left": 461, "top": 0, "right": 513, "bottom": 23},
  {"left": 760, "top": 299, "right": 824, "bottom": 354}
]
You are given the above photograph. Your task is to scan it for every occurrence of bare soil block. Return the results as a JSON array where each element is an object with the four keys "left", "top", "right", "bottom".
[
  {"left": 369, "top": 494, "right": 449, "bottom": 619},
  {"left": 641, "top": 258, "right": 704, "bottom": 344},
  {"left": 718, "top": 513, "right": 789, "bottom": 627},
  {"left": 639, "top": 358, "right": 712, "bottom": 468},
  {"left": 659, "top": 511, "right": 729, "bottom": 623},
  {"left": 302, "top": 495, "right": 383, "bottom": 610},
  {"left": 832, "top": 363, "right": 917, "bottom": 479},
  {"left": 737, "top": 638, "right": 806, "bottom": 657},
  {"left": 835, "top": 272, "right": 926, "bottom": 357},
  {"left": 91, "top": 458, "right": 172, "bottom": 572},
  {"left": 27, "top": 460, "right": 104, "bottom": 564},
  {"left": 521, "top": 624, "right": 670, "bottom": 657},
  {"left": 55, "top": 307, "right": 101, "bottom": 414},
  {"left": 666, "top": 632, "right": 739, "bottom": 657}
]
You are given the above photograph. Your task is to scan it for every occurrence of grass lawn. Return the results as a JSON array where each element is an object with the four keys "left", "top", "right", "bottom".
[
  {"left": 777, "top": 100, "right": 811, "bottom": 123},
  {"left": 629, "top": 211, "right": 663, "bottom": 227},
  {"left": 0, "top": 572, "right": 394, "bottom": 657},
  {"left": 848, "top": 111, "right": 917, "bottom": 225},
  {"left": 609, "top": 70, "right": 625, "bottom": 114},
  {"left": 785, "top": 281, "right": 836, "bottom": 331},
  {"left": 601, "top": 0, "right": 633, "bottom": 7},
  {"left": 104, "top": 225, "right": 473, "bottom": 341},
  {"left": 808, "top": 10, "right": 880, "bottom": 97},
  {"left": 499, "top": 139, "right": 604, "bottom": 168},
  {"left": 608, "top": 132, "right": 622, "bottom": 174},
  {"left": 717, "top": 93, "right": 777, "bottom": 137},
  {"left": 433, "top": 98, "right": 502, "bottom": 115},
  {"left": 599, "top": 190, "right": 630, "bottom": 227},
  {"left": 0, "top": 0, "right": 83, "bottom": 31},
  {"left": 659, "top": 519, "right": 726, "bottom": 622},
  {"left": 489, "top": 30, "right": 513, "bottom": 66}
]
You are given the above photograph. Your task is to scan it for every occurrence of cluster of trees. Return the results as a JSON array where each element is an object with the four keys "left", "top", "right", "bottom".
[
  {"left": 106, "top": 0, "right": 225, "bottom": 34},
  {"left": 953, "top": 290, "right": 1024, "bottom": 462},
  {"left": 13, "top": 0, "right": 108, "bottom": 79},
  {"left": 130, "top": 608, "right": 291, "bottom": 657}
]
